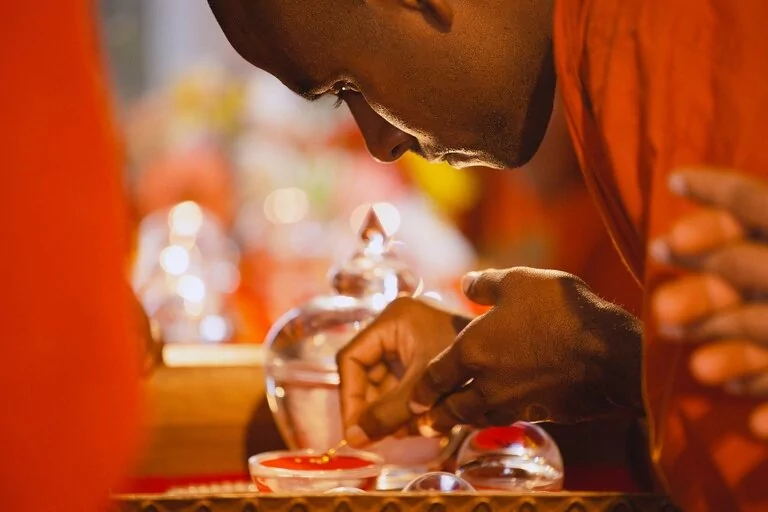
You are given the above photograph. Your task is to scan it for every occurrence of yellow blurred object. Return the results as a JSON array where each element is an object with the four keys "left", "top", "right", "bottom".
[
  {"left": 171, "top": 71, "right": 246, "bottom": 137},
  {"left": 401, "top": 152, "right": 481, "bottom": 217}
]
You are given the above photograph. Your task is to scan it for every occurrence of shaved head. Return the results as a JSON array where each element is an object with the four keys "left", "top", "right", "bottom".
[{"left": 209, "top": 0, "right": 555, "bottom": 169}]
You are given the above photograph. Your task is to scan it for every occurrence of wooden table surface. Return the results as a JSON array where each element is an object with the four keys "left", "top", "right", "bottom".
[{"left": 132, "top": 353, "right": 286, "bottom": 478}]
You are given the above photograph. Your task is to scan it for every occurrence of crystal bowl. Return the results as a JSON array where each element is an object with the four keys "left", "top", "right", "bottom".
[
  {"left": 456, "top": 422, "right": 564, "bottom": 492},
  {"left": 403, "top": 472, "right": 476, "bottom": 492},
  {"left": 248, "top": 449, "right": 384, "bottom": 493}
]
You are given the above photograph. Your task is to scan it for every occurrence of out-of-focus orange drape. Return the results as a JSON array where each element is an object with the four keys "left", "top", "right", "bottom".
[
  {"left": 0, "top": 2, "right": 140, "bottom": 510},
  {"left": 556, "top": 0, "right": 768, "bottom": 509}
]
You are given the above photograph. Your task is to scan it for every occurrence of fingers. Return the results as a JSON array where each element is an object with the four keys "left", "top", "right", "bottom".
[
  {"left": 654, "top": 241, "right": 768, "bottom": 292},
  {"left": 338, "top": 310, "right": 422, "bottom": 446},
  {"left": 663, "top": 168, "right": 768, "bottom": 444},
  {"left": 348, "top": 382, "right": 417, "bottom": 447},
  {"left": 677, "top": 305, "right": 768, "bottom": 346},
  {"left": 670, "top": 169, "right": 768, "bottom": 233},
  {"left": 337, "top": 316, "right": 395, "bottom": 428},
  {"left": 651, "top": 208, "right": 744, "bottom": 257},
  {"left": 689, "top": 341, "right": 768, "bottom": 387},
  {"left": 365, "top": 370, "right": 401, "bottom": 405},
  {"left": 750, "top": 402, "right": 768, "bottom": 439},
  {"left": 410, "top": 340, "right": 476, "bottom": 413},
  {"left": 419, "top": 384, "right": 489, "bottom": 434},
  {"left": 698, "top": 243, "right": 768, "bottom": 292},
  {"left": 652, "top": 274, "right": 741, "bottom": 327}
]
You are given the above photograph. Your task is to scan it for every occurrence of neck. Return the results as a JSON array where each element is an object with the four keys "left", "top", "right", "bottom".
[{"left": 522, "top": 86, "right": 583, "bottom": 199}]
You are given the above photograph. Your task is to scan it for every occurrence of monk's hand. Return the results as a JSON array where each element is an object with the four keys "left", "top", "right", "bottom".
[
  {"left": 337, "top": 297, "right": 467, "bottom": 447},
  {"left": 409, "top": 267, "right": 643, "bottom": 437},
  {"left": 650, "top": 169, "right": 768, "bottom": 440}
]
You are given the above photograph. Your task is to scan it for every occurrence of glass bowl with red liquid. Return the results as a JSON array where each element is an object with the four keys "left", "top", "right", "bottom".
[
  {"left": 264, "top": 209, "right": 464, "bottom": 480},
  {"left": 455, "top": 422, "right": 564, "bottom": 492},
  {"left": 248, "top": 449, "right": 384, "bottom": 493}
]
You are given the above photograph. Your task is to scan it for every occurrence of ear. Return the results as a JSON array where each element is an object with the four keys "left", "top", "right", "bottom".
[{"left": 401, "top": 0, "right": 454, "bottom": 31}]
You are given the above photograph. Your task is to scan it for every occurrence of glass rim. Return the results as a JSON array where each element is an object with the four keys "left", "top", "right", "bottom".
[{"left": 249, "top": 449, "right": 384, "bottom": 480}]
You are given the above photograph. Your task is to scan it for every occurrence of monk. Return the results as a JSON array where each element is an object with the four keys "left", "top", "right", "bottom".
[
  {"left": 1, "top": 2, "right": 141, "bottom": 511},
  {"left": 209, "top": 0, "right": 768, "bottom": 509}
]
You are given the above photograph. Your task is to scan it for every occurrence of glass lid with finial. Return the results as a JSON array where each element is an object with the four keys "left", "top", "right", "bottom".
[
  {"left": 330, "top": 207, "right": 421, "bottom": 307},
  {"left": 263, "top": 207, "right": 463, "bottom": 486}
]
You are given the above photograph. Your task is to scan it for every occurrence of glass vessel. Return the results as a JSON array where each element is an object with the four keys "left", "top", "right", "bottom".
[
  {"left": 132, "top": 201, "right": 241, "bottom": 344},
  {"left": 455, "top": 423, "right": 564, "bottom": 492},
  {"left": 403, "top": 472, "right": 476, "bottom": 493},
  {"left": 248, "top": 448, "right": 383, "bottom": 493},
  {"left": 264, "top": 209, "right": 463, "bottom": 480}
]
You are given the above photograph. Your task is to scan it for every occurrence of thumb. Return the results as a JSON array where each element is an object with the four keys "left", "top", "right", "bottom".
[
  {"left": 461, "top": 269, "right": 505, "bottom": 306},
  {"left": 345, "top": 384, "right": 415, "bottom": 448}
]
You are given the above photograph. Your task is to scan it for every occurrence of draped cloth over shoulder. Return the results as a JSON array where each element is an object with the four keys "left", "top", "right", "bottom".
[
  {"left": 554, "top": 1, "right": 768, "bottom": 510},
  {"left": 0, "top": 2, "right": 140, "bottom": 510}
]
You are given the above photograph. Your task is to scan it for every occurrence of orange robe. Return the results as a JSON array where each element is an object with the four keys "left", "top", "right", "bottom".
[
  {"left": 555, "top": 0, "right": 768, "bottom": 510},
  {"left": 1, "top": 2, "right": 140, "bottom": 510}
]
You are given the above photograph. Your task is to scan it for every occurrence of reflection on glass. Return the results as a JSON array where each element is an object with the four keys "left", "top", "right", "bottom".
[
  {"left": 132, "top": 201, "right": 240, "bottom": 344},
  {"left": 264, "top": 209, "right": 464, "bottom": 477},
  {"left": 456, "top": 422, "right": 564, "bottom": 492},
  {"left": 403, "top": 472, "right": 476, "bottom": 493}
]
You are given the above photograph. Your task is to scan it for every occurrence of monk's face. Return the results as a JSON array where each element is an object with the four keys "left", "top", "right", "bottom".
[{"left": 208, "top": 0, "right": 555, "bottom": 169}]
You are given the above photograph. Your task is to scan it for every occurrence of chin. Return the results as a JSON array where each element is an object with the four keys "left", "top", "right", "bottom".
[
  {"left": 443, "top": 152, "right": 507, "bottom": 170},
  {"left": 494, "top": 139, "right": 543, "bottom": 170}
]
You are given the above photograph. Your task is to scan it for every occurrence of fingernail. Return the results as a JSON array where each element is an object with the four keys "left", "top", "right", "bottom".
[
  {"left": 461, "top": 272, "right": 480, "bottom": 295},
  {"left": 409, "top": 401, "right": 430, "bottom": 415},
  {"left": 649, "top": 239, "right": 671, "bottom": 263},
  {"left": 416, "top": 415, "right": 440, "bottom": 438},
  {"left": 345, "top": 425, "right": 370, "bottom": 448},
  {"left": 658, "top": 324, "right": 685, "bottom": 340},
  {"left": 668, "top": 173, "right": 688, "bottom": 196}
]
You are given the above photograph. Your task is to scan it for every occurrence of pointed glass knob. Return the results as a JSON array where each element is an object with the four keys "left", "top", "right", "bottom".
[
  {"left": 359, "top": 208, "right": 388, "bottom": 257},
  {"left": 330, "top": 207, "right": 421, "bottom": 302}
]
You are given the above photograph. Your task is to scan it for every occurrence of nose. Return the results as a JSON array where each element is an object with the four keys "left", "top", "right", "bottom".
[{"left": 344, "top": 92, "right": 418, "bottom": 163}]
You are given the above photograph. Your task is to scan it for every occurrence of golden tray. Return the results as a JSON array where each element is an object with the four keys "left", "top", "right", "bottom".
[{"left": 111, "top": 492, "right": 679, "bottom": 512}]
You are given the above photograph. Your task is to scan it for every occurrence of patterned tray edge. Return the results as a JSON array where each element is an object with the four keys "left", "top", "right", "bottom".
[{"left": 111, "top": 492, "right": 680, "bottom": 512}]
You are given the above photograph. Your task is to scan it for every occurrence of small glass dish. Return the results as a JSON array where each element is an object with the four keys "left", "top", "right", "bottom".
[
  {"left": 248, "top": 449, "right": 384, "bottom": 493},
  {"left": 403, "top": 472, "right": 476, "bottom": 492},
  {"left": 456, "top": 422, "right": 564, "bottom": 492}
]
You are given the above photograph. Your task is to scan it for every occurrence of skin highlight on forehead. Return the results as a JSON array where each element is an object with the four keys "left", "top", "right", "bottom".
[{"left": 208, "top": 0, "right": 321, "bottom": 96}]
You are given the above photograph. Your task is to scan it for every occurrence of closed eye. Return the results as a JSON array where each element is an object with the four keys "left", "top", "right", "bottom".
[
  {"left": 331, "top": 82, "right": 357, "bottom": 109},
  {"left": 299, "top": 81, "right": 357, "bottom": 108}
]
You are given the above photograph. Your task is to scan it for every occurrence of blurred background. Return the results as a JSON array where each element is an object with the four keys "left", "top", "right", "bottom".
[
  {"left": 100, "top": 0, "right": 485, "bottom": 347},
  {"left": 99, "top": 0, "right": 615, "bottom": 347},
  {"left": 97, "top": 0, "right": 640, "bottom": 494}
]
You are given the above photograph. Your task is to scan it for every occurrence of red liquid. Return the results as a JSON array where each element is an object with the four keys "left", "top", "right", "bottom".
[
  {"left": 261, "top": 455, "right": 374, "bottom": 471},
  {"left": 473, "top": 425, "right": 543, "bottom": 450}
]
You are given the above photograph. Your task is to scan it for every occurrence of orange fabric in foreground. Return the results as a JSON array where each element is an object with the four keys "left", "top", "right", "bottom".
[
  {"left": 0, "top": 2, "right": 140, "bottom": 511},
  {"left": 555, "top": 0, "right": 768, "bottom": 510}
]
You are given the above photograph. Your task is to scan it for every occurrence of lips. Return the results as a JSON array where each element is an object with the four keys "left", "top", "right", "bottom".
[
  {"left": 423, "top": 151, "right": 460, "bottom": 165},
  {"left": 443, "top": 153, "right": 462, "bottom": 165},
  {"left": 419, "top": 150, "right": 476, "bottom": 168},
  {"left": 444, "top": 153, "right": 477, "bottom": 168}
]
